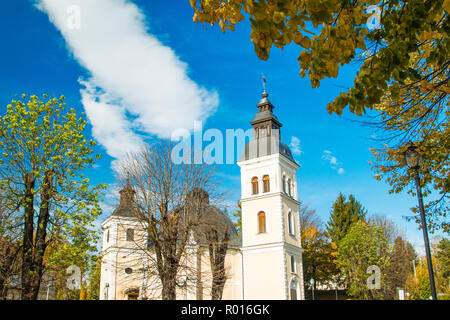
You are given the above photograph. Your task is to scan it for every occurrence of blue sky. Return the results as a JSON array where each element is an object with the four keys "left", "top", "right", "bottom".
[{"left": 0, "top": 0, "right": 445, "bottom": 255}]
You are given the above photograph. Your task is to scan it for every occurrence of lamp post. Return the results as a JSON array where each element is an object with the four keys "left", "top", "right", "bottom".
[
  {"left": 310, "top": 278, "right": 315, "bottom": 300},
  {"left": 404, "top": 145, "right": 437, "bottom": 300},
  {"left": 334, "top": 281, "right": 338, "bottom": 300}
]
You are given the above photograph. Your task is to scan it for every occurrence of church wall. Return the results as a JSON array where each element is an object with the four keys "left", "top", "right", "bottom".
[
  {"left": 242, "top": 248, "right": 284, "bottom": 299},
  {"left": 114, "top": 252, "right": 145, "bottom": 300},
  {"left": 282, "top": 197, "right": 301, "bottom": 248},
  {"left": 116, "top": 221, "right": 146, "bottom": 249},
  {"left": 241, "top": 195, "right": 283, "bottom": 247}
]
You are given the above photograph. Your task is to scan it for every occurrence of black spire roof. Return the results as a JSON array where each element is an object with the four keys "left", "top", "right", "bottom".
[{"left": 111, "top": 182, "right": 138, "bottom": 218}]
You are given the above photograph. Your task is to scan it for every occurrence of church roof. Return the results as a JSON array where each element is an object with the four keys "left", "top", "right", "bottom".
[
  {"left": 239, "top": 139, "right": 296, "bottom": 164},
  {"left": 110, "top": 182, "right": 139, "bottom": 218},
  {"left": 239, "top": 80, "right": 298, "bottom": 166},
  {"left": 192, "top": 203, "right": 241, "bottom": 248},
  {"left": 109, "top": 185, "right": 241, "bottom": 248}
]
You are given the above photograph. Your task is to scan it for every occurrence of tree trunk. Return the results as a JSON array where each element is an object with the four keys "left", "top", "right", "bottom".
[
  {"left": 161, "top": 277, "right": 176, "bottom": 300},
  {"left": 30, "top": 170, "right": 52, "bottom": 300},
  {"left": 209, "top": 231, "right": 229, "bottom": 300},
  {"left": 21, "top": 172, "right": 35, "bottom": 300}
]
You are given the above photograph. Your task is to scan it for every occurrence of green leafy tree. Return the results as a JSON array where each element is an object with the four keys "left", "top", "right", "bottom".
[
  {"left": 44, "top": 239, "right": 92, "bottom": 300},
  {"left": 435, "top": 238, "right": 450, "bottom": 294},
  {"left": 86, "top": 254, "right": 102, "bottom": 300},
  {"left": 0, "top": 94, "right": 106, "bottom": 300},
  {"left": 326, "top": 193, "right": 366, "bottom": 245},
  {"left": 338, "top": 220, "right": 390, "bottom": 299}
]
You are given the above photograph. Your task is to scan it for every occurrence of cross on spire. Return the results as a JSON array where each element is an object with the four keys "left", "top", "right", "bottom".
[{"left": 262, "top": 74, "right": 266, "bottom": 93}]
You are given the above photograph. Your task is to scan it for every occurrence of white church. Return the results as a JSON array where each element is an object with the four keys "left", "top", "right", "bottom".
[{"left": 99, "top": 86, "right": 305, "bottom": 300}]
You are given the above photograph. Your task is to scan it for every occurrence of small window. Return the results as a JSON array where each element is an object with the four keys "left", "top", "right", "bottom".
[
  {"left": 287, "top": 178, "right": 292, "bottom": 196},
  {"left": 107, "top": 230, "right": 110, "bottom": 242},
  {"left": 258, "top": 211, "right": 266, "bottom": 233},
  {"left": 125, "top": 268, "right": 133, "bottom": 275},
  {"left": 282, "top": 175, "right": 286, "bottom": 193},
  {"left": 126, "top": 228, "right": 134, "bottom": 242},
  {"left": 263, "top": 175, "right": 270, "bottom": 193},
  {"left": 251, "top": 177, "right": 259, "bottom": 195},
  {"left": 290, "top": 256, "right": 296, "bottom": 273},
  {"left": 290, "top": 280, "right": 298, "bottom": 300},
  {"left": 288, "top": 211, "right": 295, "bottom": 236}
]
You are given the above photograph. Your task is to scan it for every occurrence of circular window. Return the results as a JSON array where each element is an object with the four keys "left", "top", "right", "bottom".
[{"left": 125, "top": 268, "right": 133, "bottom": 274}]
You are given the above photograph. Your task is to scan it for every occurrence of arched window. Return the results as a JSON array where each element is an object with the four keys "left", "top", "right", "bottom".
[
  {"left": 290, "top": 256, "right": 296, "bottom": 273},
  {"left": 126, "top": 228, "right": 134, "bottom": 242},
  {"left": 251, "top": 177, "right": 259, "bottom": 195},
  {"left": 290, "top": 280, "right": 298, "bottom": 300},
  {"left": 282, "top": 175, "right": 286, "bottom": 193},
  {"left": 257, "top": 211, "right": 266, "bottom": 233},
  {"left": 288, "top": 211, "right": 295, "bottom": 236},
  {"left": 287, "top": 178, "right": 292, "bottom": 196},
  {"left": 263, "top": 175, "right": 270, "bottom": 193}
]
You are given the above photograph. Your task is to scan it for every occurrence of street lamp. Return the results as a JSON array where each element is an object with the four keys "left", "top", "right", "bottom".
[
  {"left": 310, "top": 278, "right": 315, "bottom": 300},
  {"left": 404, "top": 145, "right": 437, "bottom": 300},
  {"left": 334, "top": 281, "right": 338, "bottom": 300}
]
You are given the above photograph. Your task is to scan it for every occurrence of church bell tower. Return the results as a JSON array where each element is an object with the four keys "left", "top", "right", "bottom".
[{"left": 237, "top": 77, "right": 305, "bottom": 300}]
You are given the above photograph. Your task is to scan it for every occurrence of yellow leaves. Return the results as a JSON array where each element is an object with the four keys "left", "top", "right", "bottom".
[
  {"left": 293, "top": 32, "right": 303, "bottom": 45},
  {"left": 299, "top": 35, "right": 311, "bottom": 49},
  {"left": 272, "top": 11, "right": 285, "bottom": 24},
  {"left": 326, "top": 61, "right": 339, "bottom": 78},
  {"left": 219, "top": 19, "right": 225, "bottom": 32},
  {"left": 444, "top": 0, "right": 450, "bottom": 14}
]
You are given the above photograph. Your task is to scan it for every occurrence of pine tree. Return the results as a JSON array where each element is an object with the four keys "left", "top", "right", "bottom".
[{"left": 326, "top": 193, "right": 366, "bottom": 245}]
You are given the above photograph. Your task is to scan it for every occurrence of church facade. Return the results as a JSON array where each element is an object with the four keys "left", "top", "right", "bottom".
[{"left": 99, "top": 86, "right": 305, "bottom": 300}]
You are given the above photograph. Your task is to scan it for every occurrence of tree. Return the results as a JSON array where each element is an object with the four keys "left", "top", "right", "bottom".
[
  {"left": 85, "top": 255, "right": 102, "bottom": 300},
  {"left": 369, "top": 214, "right": 399, "bottom": 246},
  {"left": 231, "top": 201, "right": 242, "bottom": 235},
  {"left": 302, "top": 224, "right": 339, "bottom": 292},
  {"left": 434, "top": 237, "right": 450, "bottom": 294},
  {"left": 338, "top": 220, "right": 390, "bottom": 299},
  {"left": 196, "top": 206, "right": 232, "bottom": 300},
  {"left": 385, "top": 236, "right": 416, "bottom": 299},
  {"left": 298, "top": 203, "right": 339, "bottom": 291},
  {"left": 326, "top": 193, "right": 366, "bottom": 245},
  {"left": 0, "top": 190, "right": 22, "bottom": 299},
  {"left": 0, "top": 94, "right": 105, "bottom": 299},
  {"left": 44, "top": 236, "right": 96, "bottom": 300},
  {"left": 406, "top": 258, "right": 432, "bottom": 300},
  {"left": 119, "top": 141, "right": 219, "bottom": 300},
  {"left": 298, "top": 203, "right": 321, "bottom": 234},
  {"left": 190, "top": 1, "right": 449, "bottom": 116},
  {"left": 369, "top": 49, "right": 449, "bottom": 234}
]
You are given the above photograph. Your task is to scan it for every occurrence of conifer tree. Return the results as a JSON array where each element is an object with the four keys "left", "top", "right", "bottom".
[{"left": 326, "top": 193, "right": 366, "bottom": 245}]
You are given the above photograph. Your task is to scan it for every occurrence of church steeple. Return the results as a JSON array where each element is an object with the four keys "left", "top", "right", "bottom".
[
  {"left": 251, "top": 76, "right": 282, "bottom": 140},
  {"left": 256, "top": 76, "right": 274, "bottom": 113},
  {"left": 119, "top": 181, "right": 135, "bottom": 207}
]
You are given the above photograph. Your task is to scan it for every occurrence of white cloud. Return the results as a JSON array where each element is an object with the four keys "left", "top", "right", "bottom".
[
  {"left": 289, "top": 136, "right": 303, "bottom": 156},
  {"left": 36, "top": 0, "right": 219, "bottom": 163},
  {"left": 322, "top": 150, "right": 345, "bottom": 174}
]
